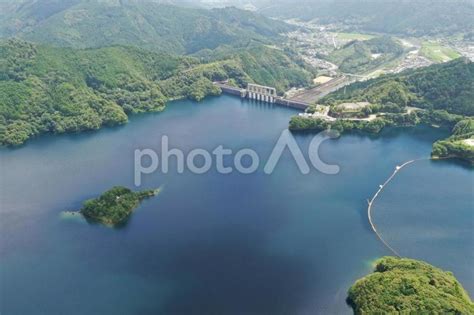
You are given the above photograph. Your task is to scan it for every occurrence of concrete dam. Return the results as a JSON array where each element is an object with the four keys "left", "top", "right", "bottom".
[{"left": 214, "top": 82, "right": 310, "bottom": 110}]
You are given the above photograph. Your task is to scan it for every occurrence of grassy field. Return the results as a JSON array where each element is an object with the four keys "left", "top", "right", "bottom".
[
  {"left": 333, "top": 32, "right": 375, "bottom": 41},
  {"left": 366, "top": 69, "right": 386, "bottom": 78},
  {"left": 420, "top": 41, "right": 461, "bottom": 62}
]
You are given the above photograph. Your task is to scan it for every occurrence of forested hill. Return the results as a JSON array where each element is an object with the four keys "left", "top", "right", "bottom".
[
  {"left": 0, "top": 0, "right": 293, "bottom": 54},
  {"left": 194, "top": 44, "right": 315, "bottom": 93},
  {"left": 323, "top": 58, "right": 474, "bottom": 116},
  {"left": 257, "top": 0, "right": 474, "bottom": 37},
  {"left": 348, "top": 257, "right": 474, "bottom": 314},
  {"left": 326, "top": 37, "right": 404, "bottom": 74},
  {"left": 0, "top": 39, "right": 313, "bottom": 146}
]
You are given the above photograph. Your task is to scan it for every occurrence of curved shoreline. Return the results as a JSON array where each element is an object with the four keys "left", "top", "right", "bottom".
[{"left": 367, "top": 159, "right": 421, "bottom": 257}]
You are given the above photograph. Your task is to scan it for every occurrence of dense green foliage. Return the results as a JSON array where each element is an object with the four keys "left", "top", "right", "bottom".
[
  {"left": 432, "top": 118, "right": 474, "bottom": 162},
  {"left": 290, "top": 109, "right": 474, "bottom": 163},
  {"left": 348, "top": 256, "right": 474, "bottom": 314},
  {"left": 326, "top": 37, "right": 404, "bottom": 74},
  {"left": 0, "top": 39, "right": 181, "bottom": 145},
  {"left": 323, "top": 58, "right": 474, "bottom": 116},
  {"left": 290, "top": 59, "right": 474, "bottom": 162},
  {"left": 0, "top": 1, "right": 312, "bottom": 145},
  {"left": 289, "top": 116, "right": 328, "bottom": 132},
  {"left": 196, "top": 44, "right": 315, "bottom": 93},
  {"left": 289, "top": 116, "right": 394, "bottom": 135},
  {"left": 259, "top": 0, "right": 474, "bottom": 37},
  {"left": 0, "top": 39, "right": 313, "bottom": 145},
  {"left": 80, "top": 186, "right": 158, "bottom": 226},
  {"left": 0, "top": 0, "right": 292, "bottom": 54},
  {"left": 235, "top": 46, "right": 314, "bottom": 94}
]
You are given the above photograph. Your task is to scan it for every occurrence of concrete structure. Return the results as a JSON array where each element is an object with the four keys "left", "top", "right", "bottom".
[
  {"left": 214, "top": 82, "right": 247, "bottom": 97},
  {"left": 246, "top": 83, "right": 277, "bottom": 103},
  {"left": 287, "top": 76, "right": 352, "bottom": 104},
  {"left": 213, "top": 81, "right": 310, "bottom": 110},
  {"left": 275, "top": 98, "right": 309, "bottom": 110}
]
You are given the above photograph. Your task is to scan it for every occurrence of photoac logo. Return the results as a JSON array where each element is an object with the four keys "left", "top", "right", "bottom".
[{"left": 134, "top": 129, "right": 340, "bottom": 186}]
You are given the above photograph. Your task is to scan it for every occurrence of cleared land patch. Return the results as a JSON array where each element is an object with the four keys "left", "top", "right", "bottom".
[
  {"left": 313, "top": 75, "right": 333, "bottom": 84},
  {"left": 420, "top": 41, "right": 461, "bottom": 62}
]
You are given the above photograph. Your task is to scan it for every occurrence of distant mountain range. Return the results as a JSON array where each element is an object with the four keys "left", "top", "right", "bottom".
[
  {"left": 0, "top": 0, "right": 292, "bottom": 54},
  {"left": 203, "top": 0, "right": 474, "bottom": 37}
]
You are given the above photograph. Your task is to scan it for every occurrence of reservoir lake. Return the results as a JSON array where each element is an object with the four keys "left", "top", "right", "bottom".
[{"left": 1, "top": 94, "right": 472, "bottom": 314}]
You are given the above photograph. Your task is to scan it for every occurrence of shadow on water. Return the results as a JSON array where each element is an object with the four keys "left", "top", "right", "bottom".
[
  {"left": 430, "top": 156, "right": 473, "bottom": 170},
  {"left": 291, "top": 124, "right": 450, "bottom": 144},
  {"left": 81, "top": 215, "right": 134, "bottom": 230},
  {"left": 0, "top": 124, "right": 133, "bottom": 152},
  {"left": 245, "top": 99, "right": 278, "bottom": 109},
  {"left": 376, "top": 125, "right": 450, "bottom": 142}
]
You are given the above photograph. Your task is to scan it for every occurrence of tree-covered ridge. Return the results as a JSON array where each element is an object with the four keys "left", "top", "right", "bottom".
[
  {"left": 326, "top": 37, "right": 404, "bottom": 74},
  {"left": 196, "top": 44, "right": 316, "bottom": 93},
  {"left": 0, "top": 0, "right": 293, "bottom": 54},
  {"left": 432, "top": 118, "right": 474, "bottom": 162},
  {"left": 259, "top": 0, "right": 474, "bottom": 37},
  {"left": 289, "top": 59, "right": 474, "bottom": 163},
  {"left": 290, "top": 109, "right": 474, "bottom": 163},
  {"left": 348, "top": 256, "right": 474, "bottom": 314},
  {"left": 237, "top": 46, "right": 315, "bottom": 94},
  {"left": 0, "top": 39, "right": 314, "bottom": 146},
  {"left": 323, "top": 58, "right": 474, "bottom": 116},
  {"left": 80, "top": 186, "right": 158, "bottom": 226},
  {"left": 0, "top": 39, "right": 178, "bottom": 146}
]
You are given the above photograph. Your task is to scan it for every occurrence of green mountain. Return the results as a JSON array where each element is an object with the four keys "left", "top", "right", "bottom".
[
  {"left": 432, "top": 118, "right": 474, "bottom": 162},
  {"left": 348, "top": 257, "right": 474, "bottom": 314},
  {"left": 0, "top": 0, "right": 293, "bottom": 54},
  {"left": 326, "top": 37, "right": 405, "bottom": 74},
  {"left": 323, "top": 58, "right": 474, "bottom": 116},
  {"left": 257, "top": 0, "right": 474, "bottom": 37},
  {"left": 195, "top": 44, "right": 315, "bottom": 93},
  {"left": 290, "top": 59, "right": 474, "bottom": 162},
  {"left": 0, "top": 39, "right": 313, "bottom": 146}
]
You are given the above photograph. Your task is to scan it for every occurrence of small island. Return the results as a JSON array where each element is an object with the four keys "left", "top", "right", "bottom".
[
  {"left": 348, "top": 256, "right": 474, "bottom": 314},
  {"left": 79, "top": 186, "right": 159, "bottom": 226}
]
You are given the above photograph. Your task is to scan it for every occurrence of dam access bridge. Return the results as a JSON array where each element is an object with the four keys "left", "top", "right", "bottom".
[{"left": 214, "top": 82, "right": 310, "bottom": 110}]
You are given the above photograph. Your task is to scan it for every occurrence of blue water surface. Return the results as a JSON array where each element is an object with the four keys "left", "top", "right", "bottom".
[{"left": 1, "top": 95, "right": 472, "bottom": 314}]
